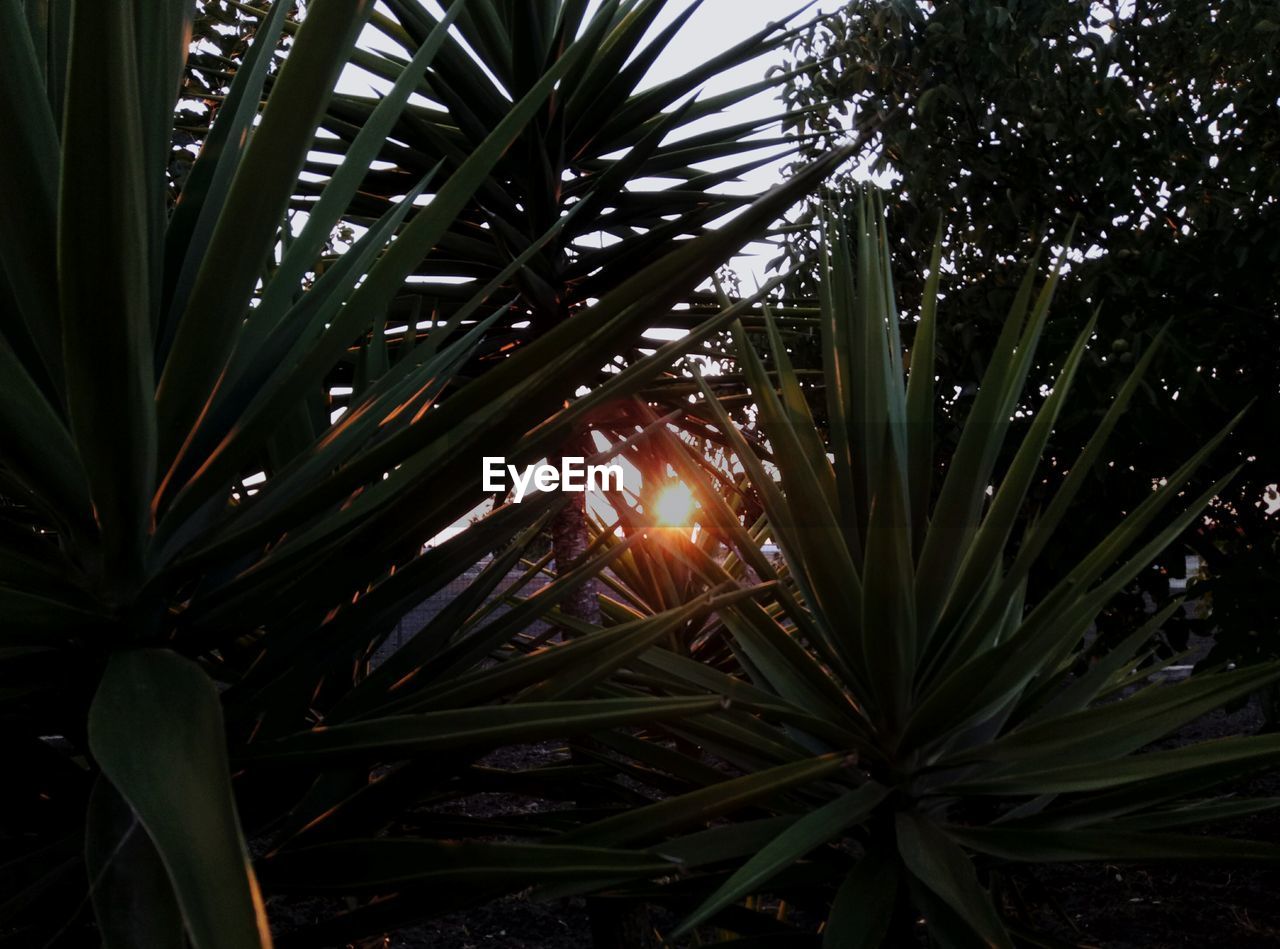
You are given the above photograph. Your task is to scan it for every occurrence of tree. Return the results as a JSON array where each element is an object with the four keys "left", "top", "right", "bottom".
[
  {"left": 552, "top": 195, "right": 1280, "bottom": 947},
  {"left": 777, "top": 0, "right": 1280, "bottom": 665},
  {"left": 309, "top": 9, "right": 836, "bottom": 940},
  {"left": 299, "top": 0, "right": 820, "bottom": 647}
]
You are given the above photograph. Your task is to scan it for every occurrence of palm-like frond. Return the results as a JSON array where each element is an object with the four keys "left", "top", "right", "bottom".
[
  {"left": 0, "top": 2, "right": 850, "bottom": 944},
  {"left": 558, "top": 193, "right": 1278, "bottom": 946},
  {"left": 305, "top": 0, "right": 822, "bottom": 360}
]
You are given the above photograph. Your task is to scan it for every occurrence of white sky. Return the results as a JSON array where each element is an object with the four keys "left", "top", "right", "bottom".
[{"left": 634, "top": 0, "right": 843, "bottom": 284}]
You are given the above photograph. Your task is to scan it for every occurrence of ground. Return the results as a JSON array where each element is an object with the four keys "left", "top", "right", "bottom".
[{"left": 1013, "top": 702, "right": 1280, "bottom": 949}]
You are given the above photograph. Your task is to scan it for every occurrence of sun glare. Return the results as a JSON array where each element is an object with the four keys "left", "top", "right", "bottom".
[{"left": 653, "top": 482, "right": 696, "bottom": 526}]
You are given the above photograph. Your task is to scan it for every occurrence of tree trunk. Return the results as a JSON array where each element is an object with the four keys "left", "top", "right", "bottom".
[
  {"left": 550, "top": 486, "right": 600, "bottom": 626},
  {"left": 550, "top": 440, "right": 657, "bottom": 949}
]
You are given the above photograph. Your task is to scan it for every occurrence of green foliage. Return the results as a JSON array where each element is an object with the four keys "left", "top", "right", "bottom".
[
  {"left": 6, "top": 0, "right": 1272, "bottom": 944},
  {"left": 0, "top": 1, "right": 849, "bottom": 943},
  {"left": 308, "top": 0, "right": 818, "bottom": 357},
  {"left": 565, "top": 195, "right": 1280, "bottom": 945},
  {"left": 778, "top": 0, "right": 1280, "bottom": 670}
]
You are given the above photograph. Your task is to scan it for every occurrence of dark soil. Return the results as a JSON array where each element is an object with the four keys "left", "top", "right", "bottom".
[
  {"left": 1016, "top": 856, "right": 1280, "bottom": 949},
  {"left": 1010, "top": 701, "right": 1280, "bottom": 949},
  {"left": 379, "top": 897, "right": 593, "bottom": 949}
]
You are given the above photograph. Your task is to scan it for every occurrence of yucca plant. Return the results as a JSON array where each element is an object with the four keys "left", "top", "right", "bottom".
[
  {"left": 315, "top": 0, "right": 815, "bottom": 335},
  {"left": 297, "top": 0, "right": 837, "bottom": 632},
  {"left": 0, "top": 0, "right": 852, "bottom": 944},
  {"left": 571, "top": 408, "right": 775, "bottom": 668},
  {"left": 549, "top": 194, "right": 1280, "bottom": 946}
]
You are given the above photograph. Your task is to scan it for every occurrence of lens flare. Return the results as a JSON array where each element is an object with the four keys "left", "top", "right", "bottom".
[{"left": 653, "top": 482, "right": 696, "bottom": 526}]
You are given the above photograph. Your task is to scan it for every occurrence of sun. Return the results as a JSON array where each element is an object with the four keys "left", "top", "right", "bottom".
[{"left": 653, "top": 482, "right": 696, "bottom": 526}]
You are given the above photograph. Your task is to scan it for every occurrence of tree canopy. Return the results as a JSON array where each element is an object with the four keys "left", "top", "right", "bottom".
[{"left": 779, "top": 0, "right": 1280, "bottom": 659}]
